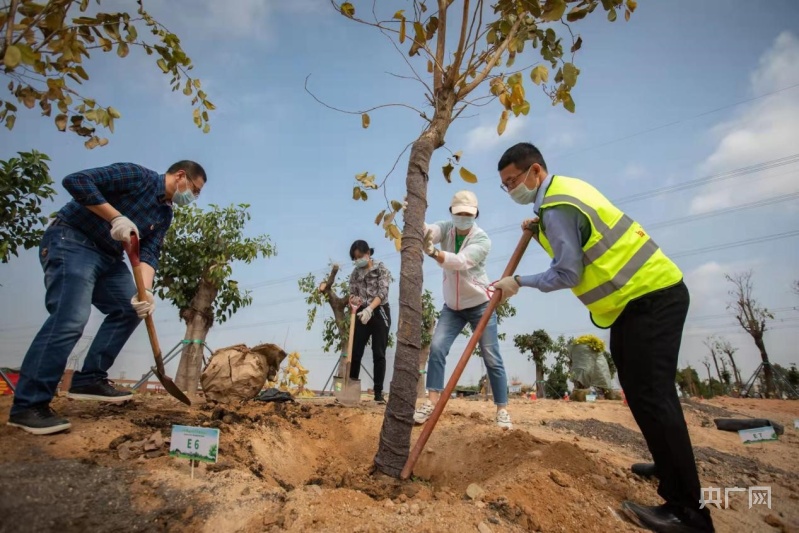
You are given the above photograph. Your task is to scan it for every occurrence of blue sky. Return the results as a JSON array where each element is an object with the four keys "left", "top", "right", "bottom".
[{"left": 1, "top": 0, "right": 798, "bottom": 392}]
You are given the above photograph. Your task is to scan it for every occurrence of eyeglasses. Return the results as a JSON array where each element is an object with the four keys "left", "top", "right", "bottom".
[
  {"left": 500, "top": 165, "right": 532, "bottom": 193},
  {"left": 183, "top": 173, "right": 202, "bottom": 197}
]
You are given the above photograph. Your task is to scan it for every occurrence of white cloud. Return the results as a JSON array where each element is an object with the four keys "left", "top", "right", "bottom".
[
  {"left": 464, "top": 115, "right": 529, "bottom": 153},
  {"left": 623, "top": 162, "right": 647, "bottom": 180},
  {"left": 690, "top": 31, "right": 799, "bottom": 214},
  {"left": 463, "top": 112, "right": 577, "bottom": 155}
]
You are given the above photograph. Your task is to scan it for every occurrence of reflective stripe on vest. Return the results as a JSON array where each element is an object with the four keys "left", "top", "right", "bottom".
[{"left": 537, "top": 176, "right": 683, "bottom": 328}]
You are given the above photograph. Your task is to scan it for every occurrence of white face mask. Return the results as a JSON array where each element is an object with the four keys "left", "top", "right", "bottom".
[
  {"left": 508, "top": 182, "right": 539, "bottom": 205},
  {"left": 452, "top": 215, "right": 474, "bottom": 231}
]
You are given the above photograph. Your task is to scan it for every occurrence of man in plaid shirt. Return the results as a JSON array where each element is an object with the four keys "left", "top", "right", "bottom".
[{"left": 7, "top": 160, "right": 207, "bottom": 435}]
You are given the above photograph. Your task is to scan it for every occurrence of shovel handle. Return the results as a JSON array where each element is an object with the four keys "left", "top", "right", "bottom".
[{"left": 123, "top": 233, "right": 166, "bottom": 376}]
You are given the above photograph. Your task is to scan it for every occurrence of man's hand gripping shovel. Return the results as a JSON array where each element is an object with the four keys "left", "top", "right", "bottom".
[{"left": 123, "top": 232, "right": 192, "bottom": 406}]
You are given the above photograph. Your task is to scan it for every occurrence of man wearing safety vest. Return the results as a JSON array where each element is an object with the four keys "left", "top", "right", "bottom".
[{"left": 491, "top": 143, "right": 714, "bottom": 533}]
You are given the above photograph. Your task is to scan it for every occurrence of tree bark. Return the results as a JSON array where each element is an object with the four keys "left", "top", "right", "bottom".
[
  {"left": 754, "top": 335, "right": 775, "bottom": 395},
  {"left": 175, "top": 279, "right": 217, "bottom": 398},
  {"left": 535, "top": 359, "right": 545, "bottom": 399},
  {"left": 319, "top": 265, "right": 349, "bottom": 354}
]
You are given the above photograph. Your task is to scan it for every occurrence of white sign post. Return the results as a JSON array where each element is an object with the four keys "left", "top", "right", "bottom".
[
  {"left": 169, "top": 425, "right": 220, "bottom": 479},
  {"left": 738, "top": 426, "right": 778, "bottom": 445}
]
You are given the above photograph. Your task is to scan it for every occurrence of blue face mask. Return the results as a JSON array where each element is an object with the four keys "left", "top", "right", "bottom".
[
  {"left": 452, "top": 215, "right": 474, "bottom": 231},
  {"left": 173, "top": 178, "right": 197, "bottom": 206},
  {"left": 509, "top": 182, "right": 539, "bottom": 205},
  {"left": 354, "top": 257, "right": 369, "bottom": 269}
]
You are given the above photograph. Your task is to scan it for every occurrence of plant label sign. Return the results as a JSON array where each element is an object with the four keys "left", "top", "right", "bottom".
[
  {"left": 169, "top": 425, "right": 219, "bottom": 463},
  {"left": 586, "top": 393, "right": 597, "bottom": 402},
  {"left": 794, "top": 419, "right": 799, "bottom": 430},
  {"left": 738, "top": 426, "right": 777, "bottom": 445}
]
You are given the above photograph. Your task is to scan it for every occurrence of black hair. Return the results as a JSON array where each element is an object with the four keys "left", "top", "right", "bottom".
[
  {"left": 350, "top": 240, "right": 374, "bottom": 260},
  {"left": 168, "top": 160, "right": 207, "bottom": 183},
  {"left": 497, "top": 142, "right": 547, "bottom": 173}
]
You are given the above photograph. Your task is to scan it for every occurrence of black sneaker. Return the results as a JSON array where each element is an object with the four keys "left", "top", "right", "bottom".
[
  {"left": 8, "top": 405, "right": 72, "bottom": 435},
  {"left": 374, "top": 393, "right": 387, "bottom": 404},
  {"left": 67, "top": 379, "right": 134, "bottom": 403}
]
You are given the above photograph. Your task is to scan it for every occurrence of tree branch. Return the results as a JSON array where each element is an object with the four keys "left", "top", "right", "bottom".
[
  {"left": 458, "top": 18, "right": 521, "bottom": 99},
  {"left": 433, "top": 0, "right": 447, "bottom": 92},
  {"left": 3, "top": 0, "right": 18, "bottom": 51},
  {"left": 305, "top": 74, "right": 430, "bottom": 120},
  {"left": 447, "top": 0, "right": 469, "bottom": 87}
]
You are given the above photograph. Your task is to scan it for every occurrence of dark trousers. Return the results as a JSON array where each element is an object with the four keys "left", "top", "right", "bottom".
[
  {"left": 610, "top": 280, "right": 713, "bottom": 527},
  {"left": 11, "top": 223, "right": 141, "bottom": 416},
  {"left": 350, "top": 304, "right": 390, "bottom": 395}
]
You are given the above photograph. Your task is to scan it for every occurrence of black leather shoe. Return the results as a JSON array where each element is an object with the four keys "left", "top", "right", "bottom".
[
  {"left": 621, "top": 501, "right": 714, "bottom": 532},
  {"left": 632, "top": 462, "right": 658, "bottom": 478}
]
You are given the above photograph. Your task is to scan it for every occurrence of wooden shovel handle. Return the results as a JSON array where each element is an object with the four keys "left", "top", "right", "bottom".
[{"left": 124, "top": 233, "right": 165, "bottom": 376}]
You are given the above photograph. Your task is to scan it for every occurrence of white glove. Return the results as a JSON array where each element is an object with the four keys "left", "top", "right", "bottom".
[
  {"left": 492, "top": 276, "right": 521, "bottom": 303},
  {"left": 423, "top": 229, "right": 437, "bottom": 257},
  {"left": 358, "top": 306, "right": 373, "bottom": 325},
  {"left": 110, "top": 215, "right": 139, "bottom": 243},
  {"left": 131, "top": 290, "right": 155, "bottom": 318}
]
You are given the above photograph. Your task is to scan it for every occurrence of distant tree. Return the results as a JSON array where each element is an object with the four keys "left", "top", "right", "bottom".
[
  {"left": 725, "top": 270, "right": 775, "bottom": 395},
  {"left": 0, "top": 151, "right": 56, "bottom": 264},
  {"left": 714, "top": 337, "right": 742, "bottom": 389},
  {"left": 545, "top": 338, "right": 570, "bottom": 398},
  {"left": 788, "top": 364, "right": 799, "bottom": 388},
  {"left": 703, "top": 335, "right": 723, "bottom": 384},
  {"left": 514, "top": 329, "right": 554, "bottom": 398},
  {"left": 701, "top": 359, "right": 713, "bottom": 398}
]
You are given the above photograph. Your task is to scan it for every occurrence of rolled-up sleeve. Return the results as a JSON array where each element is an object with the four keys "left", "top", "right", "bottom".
[
  {"left": 139, "top": 219, "right": 169, "bottom": 271},
  {"left": 62, "top": 163, "right": 144, "bottom": 206}
]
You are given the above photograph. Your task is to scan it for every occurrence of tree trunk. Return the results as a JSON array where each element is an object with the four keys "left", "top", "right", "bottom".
[
  {"left": 373, "top": 126, "right": 448, "bottom": 477},
  {"left": 753, "top": 335, "right": 775, "bottom": 395},
  {"left": 417, "top": 320, "right": 435, "bottom": 398},
  {"left": 725, "top": 353, "right": 742, "bottom": 389},
  {"left": 710, "top": 351, "right": 722, "bottom": 384},
  {"left": 703, "top": 365, "right": 712, "bottom": 397},
  {"left": 175, "top": 280, "right": 217, "bottom": 398},
  {"left": 535, "top": 357, "right": 545, "bottom": 398},
  {"left": 320, "top": 265, "right": 349, "bottom": 354}
]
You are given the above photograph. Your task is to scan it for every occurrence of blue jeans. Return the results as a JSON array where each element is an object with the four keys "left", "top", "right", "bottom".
[
  {"left": 426, "top": 302, "right": 509, "bottom": 407},
  {"left": 11, "top": 223, "right": 142, "bottom": 415}
]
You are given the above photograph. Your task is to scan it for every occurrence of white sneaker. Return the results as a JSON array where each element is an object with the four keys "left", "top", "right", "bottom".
[
  {"left": 496, "top": 409, "right": 512, "bottom": 429},
  {"left": 413, "top": 400, "right": 435, "bottom": 424}
]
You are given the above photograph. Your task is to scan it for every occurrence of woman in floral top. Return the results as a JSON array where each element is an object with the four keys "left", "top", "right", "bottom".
[{"left": 348, "top": 239, "right": 392, "bottom": 404}]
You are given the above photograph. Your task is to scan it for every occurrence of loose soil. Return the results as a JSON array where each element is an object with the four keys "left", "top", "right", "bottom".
[{"left": 1, "top": 394, "right": 797, "bottom": 533}]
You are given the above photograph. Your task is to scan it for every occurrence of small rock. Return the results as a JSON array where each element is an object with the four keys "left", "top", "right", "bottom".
[
  {"left": 531, "top": 450, "right": 543, "bottom": 458},
  {"left": 201, "top": 421, "right": 211, "bottom": 427},
  {"left": 309, "top": 485, "right": 322, "bottom": 495},
  {"left": 549, "top": 471, "right": 570, "bottom": 488},
  {"left": 434, "top": 491, "right": 449, "bottom": 501},
  {"left": 488, "top": 517, "right": 500, "bottom": 525},
  {"left": 476, "top": 501, "right": 486, "bottom": 509},
  {"left": 222, "top": 415, "right": 234, "bottom": 424},
  {"left": 764, "top": 514, "right": 784, "bottom": 530},
  {"left": 182, "top": 506, "right": 194, "bottom": 520},
  {"left": 384, "top": 499, "right": 395, "bottom": 508},
  {"left": 117, "top": 443, "right": 137, "bottom": 460},
  {"left": 707, "top": 457, "right": 720, "bottom": 465},
  {"left": 410, "top": 504, "right": 420, "bottom": 515},
  {"left": 398, "top": 494, "right": 408, "bottom": 503},
  {"left": 466, "top": 483, "right": 486, "bottom": 500},
  {"left": 477, "top": 521, "right": 493, "bottom": 533},
  {"left": 108, "top": 435, "right": 131, "bottom": 450},
  {"left": 144, "top": 450, "right": 164, "bottom": 459},
  {"left": 591, "top": 474, "right": 608, "bottom": 486}
]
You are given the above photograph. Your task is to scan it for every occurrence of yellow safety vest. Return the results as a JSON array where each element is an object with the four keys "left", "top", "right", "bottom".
[{"left": 537, "top": 175, "right": 683, "bottom": 328}]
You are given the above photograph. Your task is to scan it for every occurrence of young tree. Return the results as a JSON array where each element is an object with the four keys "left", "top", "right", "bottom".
[
  {"left": 0, "top": 150, "right": 56, "bottom": 263},
  {"left": 1, "top": 0, "right": 213, "bottom": 147},
  {"left": 725, "top": 270, "right": 775, "bottom": 395},
  {"left": 514, "top": 329, "right": 553, "bottom": 398},
  {"left": 545, "top": 337, "right": 570, "bottom": 398},
  {"left": 714, "top": 336, "right": 742, "bottom": 389},
  {"left": 788, "top": 364, "right": 799, "bottom": 389},
  {"left": 319, "top": 0, "right": 638, "bottom": 477},
  {"left": 702, "top": 335, "right": 723, "bottom": 384},
  {"left": 299, "top": 265, "right": 351, "bottom": 355},
  {"left": 154, "top": 204, "right": 276, "bottom": 398},
  {"left": 701, "top": 358, "right": 713, "bottom": 397}
]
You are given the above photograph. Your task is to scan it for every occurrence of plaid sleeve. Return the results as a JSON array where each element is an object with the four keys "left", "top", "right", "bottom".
[
  {"left": 62, "top": 163, "right": 147, "bottom": 206},
  {"left": 139, "top": 215, "right": 172, "bottom": 271}
]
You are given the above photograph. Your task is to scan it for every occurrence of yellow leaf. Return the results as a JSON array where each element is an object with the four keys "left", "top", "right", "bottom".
[
  {"left": 427, "top": 60, "right": 433, "bottom": 73},
  {"left": 375, "top": 210, "right": 386, "bottom": 225},
  {"left": 98, "top": 137, "right": 109, "bottom": 147},
  {"left": 459, "top": 167, "right": 477, "bottom": 184},
  {"left": 3, "top": 45, "right": 21, "bottom": 69},
  {"left": 442, "top": 162, "right": 454, "bottom": 183},
  {"left": 361, "top": 113, "right": 370, "bottom": 129},
  {"left": 393, "top": 10, "right": 405, "bottom": 18},
  {"left": 511, "top": 83, "right": 525, "bottom": 106},
  {"left": 388, "top": 225, "right": 402, "bottom": 239},
  {"left": 531, "top": 65, "right": 548, "bottom": 85},
  {"left": 391, "top": 200, "right": 403, "bottom": 212},
  {"left": 383, "top": 212, "right": 395, "bottom": 228},
  {"left": 193, "top": 79, "right": 201, "bottom": 89},
  {"left": 17, "top": 44, "right": 39, "bottom": 66},
  {"left": 497, "top": 110, "right": 509, "bottom": 135},
  {"left": 626, "top": 0, "right": 637, "bottom": 12},
  {"left": 352, "top": 186, "right": 360, "bottom": 201},
  {"left": 55, "top": 114, "right": 68, "bottom": 131},
  {"left": 399, "top": 18, "right": 406, "bottom": 43},
  {"left": 394, "top": 237, "right": 401, "bottom": 252},
  {"left": 340, "top": 2, "right": 355, "bottom": 17},
  {"left": 156, "top": 58, "right": 168, "bottom": 73},
  {"left": 74, "top": 65, "right": 89, "bottom": 80},
  {"left": 512, "top": 101, "right": 530, "bottom": 117},
  {"left": 499, "top": 93, "right": 510, "bottom": 109},
  {"left": 203, "top": 123, "right": 210, "bottom": 133},
  {"left": 117, "top": 42, "right": 129, "bottom": 58}
]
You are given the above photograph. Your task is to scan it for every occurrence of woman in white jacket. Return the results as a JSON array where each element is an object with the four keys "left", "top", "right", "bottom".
[{"left": 413, "top": 190, "right": 512, "bottom": 429}]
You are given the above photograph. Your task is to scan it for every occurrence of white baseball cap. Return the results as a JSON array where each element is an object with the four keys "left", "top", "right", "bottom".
[{"left": 450, "top": 190, "right": 478, "bottom": 215}]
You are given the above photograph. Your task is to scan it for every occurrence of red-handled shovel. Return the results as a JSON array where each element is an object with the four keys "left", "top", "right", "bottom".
[{"left": 123, "top": 232, "right": 192, "bottom": 406}]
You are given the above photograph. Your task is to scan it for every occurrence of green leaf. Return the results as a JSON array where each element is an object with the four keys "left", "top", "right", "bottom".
[
  {"left": 562, "top": 63, "right": 580, "bottom": 88},
  {"left": 117, "top": 42, "right": 129, "bottom": 58},
  {"left": 361, "top": 113, "right": 370, "bottom": 128},
  {"left": 360, "top": 190, "right": 368, "bottom": 201},
  {"left": 459, "top": 167, "right": 478, "bottom": 184},
  {"left": 531, "top": 65, "right": 548, "bottom": 85},
  {"left": 17, "top": 44, "right": 39, "bottom": 66},
  {"left": 340, "top": 2, "right": 355, "bottom": 17},
  {"left": 156, "top": 58, "right": 169, "bottom": 73},
  {"left": 3, "top": 45, "right": 21, "bottom": 69},
  {"left": 541, "top": 0, "right": 567, "bottom": 22},
  {"left": 608, "top": 8, "right": 617, "bottom": 21},
  {"left": 563, "top": 94, "right": 575, "bottom": 113},
  {"left": 512, "top": 101, "right": 530, "bottom": 116},
  {"left": 391, "top": 200, "right": 403, "bottom": 212},
  {"left": 566, "top": 5, "right": 591, "bottom": 22},
  {"left": 442, "top": 162, "right": 454, "bottom": 183}
]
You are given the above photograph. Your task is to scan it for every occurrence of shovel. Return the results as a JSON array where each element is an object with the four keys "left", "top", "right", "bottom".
[
  {"left": 123, "top": 232, "right": 192, "bottom": 406},
  {"left": 334, "top": 301, "right": 361, "bottom": 405}
]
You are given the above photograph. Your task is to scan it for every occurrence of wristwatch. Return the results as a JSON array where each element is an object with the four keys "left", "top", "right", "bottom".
[{"left": 430, "top": 248, "right": 440, "bottom": 259}]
